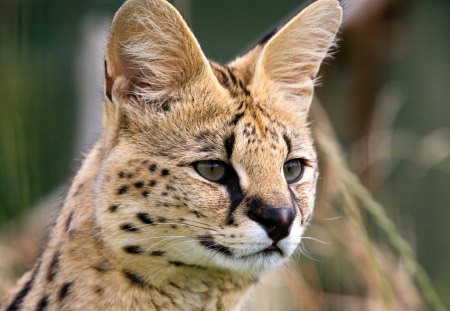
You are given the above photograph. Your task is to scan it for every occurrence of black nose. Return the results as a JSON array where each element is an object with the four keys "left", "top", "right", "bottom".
[{"left": 247, "top": 207, "right": 296, "bottom": 242}]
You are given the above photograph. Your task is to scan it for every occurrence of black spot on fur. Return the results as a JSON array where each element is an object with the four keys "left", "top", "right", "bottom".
[
  {"left": 149, "top": 164, "right": 157, "bottom": 172},
  {"left": 161, "top": 169, "right": 170, "bottom": 176},
  {"left": 136, "top": 212, "right": 154, "bottom": 225},
  {"left": 149, "top": 180, "right": 157, "bottom": 187},
  {"left": 169, "top": 261, "right": 205, "bottom": 269},
  {"left": 117, "top": 185, "right": 129, "bottom": 195},
  {"left": 199, "top": 236, "right": 233, "bottom": 256},
  {"left": 123, "top": 245, "right": 144, "bottom": 254},
  {"left": 162, "top": 192, "right": 168, "bottom": 196},
  {"left": 150, "top": 250, "right": 165, "bottom": 256},
  {"left": 47, "top": 252, "right": 60, "bottom": 282},
  {"left": 120, "top": 223, "right": 139, "bottom": 232},
  {"left": 142, "top": 190, "right": 149, "bottom": 197},
  {"left": 169, "top": 260, "right": 186, "bottom": 267},
  {"left": 123, "top": 270, "right": 147, "bottom": 288},
  {"left": 58, "top": 282, "right": 73, "bottom": 301},
  {"left": 109, "top": 204, "right": 119, "bottom": 213},
  {"left": 36, "top": 296, "right": 49, "bottom": 311},
  {"left": 118, "top": 171, "right": 125, "bottom": 178},
  {"left": 134, "top": 181, "right": 144, "bottom": 188}
]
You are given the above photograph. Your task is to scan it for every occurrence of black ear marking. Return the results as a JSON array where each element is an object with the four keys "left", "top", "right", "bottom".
[
  {"left": 104, "top": 60, "right": 113, "bottom": 103},
  {"left": 257, "top": 27, "right": 279, "bottom": 46}
]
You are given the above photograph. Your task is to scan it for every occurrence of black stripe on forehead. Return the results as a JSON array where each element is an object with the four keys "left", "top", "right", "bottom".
[
  {"left": 283, "top": 133, "right": 292, "bottom": 154},
  {"left": 226, "top": 66, "right": 238, "bottom": 86},
  {"left": 209, "top": 62, "right": 250, "bottom": 97},
  {"left": 224, "top": 133, "right": 235, "bottom": 159}
]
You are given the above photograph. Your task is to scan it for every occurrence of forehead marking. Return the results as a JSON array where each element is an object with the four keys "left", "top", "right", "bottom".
[
  {"left": 283, "top": 133, "right": 292, "bottom": 154},
  {"left": 224, "top": 133, "right": 235, "bottom": 159},
  {"left": 210, "top": 62, "right": 251, "bottom": 97}
]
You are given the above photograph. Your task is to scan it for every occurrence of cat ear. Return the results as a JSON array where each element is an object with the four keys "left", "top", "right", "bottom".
[
  {"left": 104, "top": 0, "right": 214, "bottom": 108},
  {"left": 251, "top": 0, "right": 342, "bottom": 114}
]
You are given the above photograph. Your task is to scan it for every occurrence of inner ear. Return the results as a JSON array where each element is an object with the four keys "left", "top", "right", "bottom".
[
  {"left": 251, "top": 0, "right": 343, "bottom": 112},
  {"left": 104, "top": 0, "right": 216, "bottom": 107}
]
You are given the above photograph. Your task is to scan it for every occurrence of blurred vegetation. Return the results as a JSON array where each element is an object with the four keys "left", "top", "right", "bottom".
[{"left": 0, "top": 0, "right": 449, "bottom": 309}]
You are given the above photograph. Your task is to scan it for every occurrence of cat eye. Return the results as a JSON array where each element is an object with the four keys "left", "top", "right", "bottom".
[
  {"left": 194, "top": 161, "right": 226, "bottom": 182},
  {"left": 283, "top": 159, "right": 304, "bottom": 183}
]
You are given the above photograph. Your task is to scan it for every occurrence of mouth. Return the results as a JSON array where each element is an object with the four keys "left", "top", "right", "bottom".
[
  {"left": 198, "top": 235, "right": 284, "bottom": 259},
  {"left": 239, "top": 243, "right": 284, "bottom": 259}
]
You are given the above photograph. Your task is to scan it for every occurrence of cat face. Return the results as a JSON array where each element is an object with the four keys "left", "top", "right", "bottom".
[{"left": 96, "top": 0, "right": 342, "bottom": 275}]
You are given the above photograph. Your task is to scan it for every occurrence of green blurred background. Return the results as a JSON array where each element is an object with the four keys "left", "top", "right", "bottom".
[{"left": 0, "top": 0, "right": 449, "bottom": 308}]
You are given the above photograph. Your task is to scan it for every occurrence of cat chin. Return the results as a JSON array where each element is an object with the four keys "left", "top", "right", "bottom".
[
  {"left": 207, "top": 248, "right": 289, "bottom": 275},
  {"left": 188, "top": 236, "right": 301, "bottom": 275}
]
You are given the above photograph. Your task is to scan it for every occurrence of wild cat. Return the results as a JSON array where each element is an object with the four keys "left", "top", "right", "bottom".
[{"left": 2, "top": 0, "right": 342, "bottom": 310}]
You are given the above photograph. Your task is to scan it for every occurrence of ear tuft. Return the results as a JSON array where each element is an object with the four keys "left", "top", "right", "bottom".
[{"left": 252, "top": 0, "right": 343, "bottom": 113}]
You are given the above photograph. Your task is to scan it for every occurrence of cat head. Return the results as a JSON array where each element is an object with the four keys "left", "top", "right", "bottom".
[{"left": 96, "top": 0, "right": 342, "bottom": 275}]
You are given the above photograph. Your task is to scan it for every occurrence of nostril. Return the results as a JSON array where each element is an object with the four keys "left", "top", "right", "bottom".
[{"left": 247, "top": 207, "right": 296, "bottom": 243}]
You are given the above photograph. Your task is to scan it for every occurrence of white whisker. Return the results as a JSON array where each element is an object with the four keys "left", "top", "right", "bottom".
[{"left": 301, "top": 236, "right": 331, "bottom": 245}]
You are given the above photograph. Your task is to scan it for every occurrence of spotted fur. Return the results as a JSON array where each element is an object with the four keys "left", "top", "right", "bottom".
[{"left": 2, "top": 0, "right": 342, "bottom": 310}]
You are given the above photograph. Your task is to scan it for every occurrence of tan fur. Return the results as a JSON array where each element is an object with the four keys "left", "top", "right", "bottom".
[{"left": 2, "top": 0, "right": 342, "bottom": 310}]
